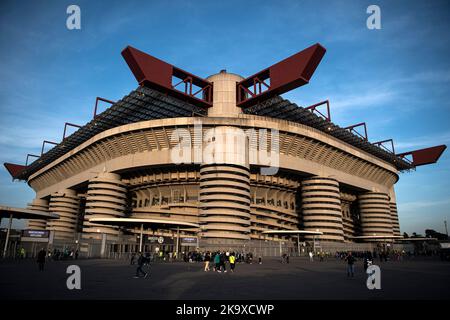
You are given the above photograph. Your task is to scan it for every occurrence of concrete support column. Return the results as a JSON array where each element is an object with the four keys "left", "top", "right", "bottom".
[
  {"left": 26, "top": 198, "right": 49, "bottom": 230},
  {"left": 199, "top": 124, "right": 251, "bottom": 240},
  {"left": 82, "top": 172, "right": 127, "bottom": 239},
  {"left": 390, "top": 202, "right": 400, "bottom": 236},
  {"left": 359, "top": 192, "right": 393, "bottom": 239},
  {"left": 389, "top": 187, "right": 401, "bottom": 236},
  {"left": 47, "top": 189, "right": 80, "bottom": 240},
  {"left": 301, "top": 176, "right": 344, "bottom": 242},
  {"left": 199, "top": 164, "right": 251, "bottom": 240}
]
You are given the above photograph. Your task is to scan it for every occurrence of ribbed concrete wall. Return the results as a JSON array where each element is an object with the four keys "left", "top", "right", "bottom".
[
  {"left": 47, "top": 189, "right": 79, "bottom": 240},
  {"left": 359, "top": 192, "right": 393, "bottom": 238},
  {"left": 390, "top": 202, "right": 400, "bottom": 236},
  {"left": 26, "top": 198, "right": 49, "bottom": 230},
  {"left": 301, "top": 177, "right": 344, "bottom": 242},
  {"left": 82, "top": 172, "right": 126, "bottom": 238},
  {"left": 340, "top": 192, "right": 358, "bottom": 241},
  {"left": 199, "top": 164, "right": 251, "bottom": 240},
  {"left": 249, "top": 174, "right": 299, "bottom": 239}
]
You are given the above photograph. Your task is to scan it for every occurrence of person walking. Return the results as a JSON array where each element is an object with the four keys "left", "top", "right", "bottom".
[
  {"left": 37, "top": 248, "right": 46, "bottom": 271},
  {"left": 214, "top": 252, "right": 221, "bottom": 272},
  {"left": 345, "top": 251, "right": 356, "bottom": 277},
  {"left": 309, "top": 251, "right": 314, "bottom": 262},
  {"left": 204, "top": 251, "right": 211, "bottom": 272},
  {"left": 20, "top": 247, "right": 26, "bottom": 259},
  {"left": 134, "top": 252, "right": 149, "bottom": 278},
  {"left": 229, "top": 252, "right": 236, "bottom": 272},
  {"left": 220, "top": 251, "right": 227, "bottom": 273},
  {"left": 130, "top": 252, "right": 136, "bottom": 265}
]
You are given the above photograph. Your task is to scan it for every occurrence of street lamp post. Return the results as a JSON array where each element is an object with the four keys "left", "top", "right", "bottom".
[
  {"left": 2, "top": 213, "right": 13, "bottom": 258},
  {"left": 139, "top": 223, "right": 144, "bottom": 252},
  {"left": 175, "top": 226, "right": 180, "bottom": 259}
]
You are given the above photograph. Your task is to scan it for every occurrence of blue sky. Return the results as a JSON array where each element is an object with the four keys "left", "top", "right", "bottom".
[{"left": 0, "top": 0, "right": 449, "bottom": 235}]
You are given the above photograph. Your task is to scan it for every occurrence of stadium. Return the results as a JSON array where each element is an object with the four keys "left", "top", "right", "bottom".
[{"left": 2, "top": 43, "right": 446, "bottom": 257}]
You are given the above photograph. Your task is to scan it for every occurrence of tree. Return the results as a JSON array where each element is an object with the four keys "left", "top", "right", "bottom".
[
  {"left": 425, "top": 229, "right": 449, "bottom": 241},
  {"left": 403, "top": 232, "right": 409, "bottom": 238}
]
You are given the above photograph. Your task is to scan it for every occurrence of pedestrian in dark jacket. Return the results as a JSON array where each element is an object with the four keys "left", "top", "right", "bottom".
[
  {"left": 37, "top": 248, "right": 46, "bottom": 271},
  {"left": 134, "top": 252, "right": 149, "bottom": 278},
  {"left": 345, "top": 252, "right": 356, "bottom": 277},
  {"left": 220, "top": 252, "right": 227, "bottom": 273}
]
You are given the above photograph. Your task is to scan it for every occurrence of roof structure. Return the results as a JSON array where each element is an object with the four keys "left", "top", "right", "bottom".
[
  {"left": 3, "top": 44, "right": 446, "bottom": 180},
  {"left": 9, "top": 86, "right": 206, "bottom": 180},
  {"left": 244, "top": 96, "right": 415, "bottom": 170},
  {"left": 0, "top": 205, "right": 60, "bottom": 220}
]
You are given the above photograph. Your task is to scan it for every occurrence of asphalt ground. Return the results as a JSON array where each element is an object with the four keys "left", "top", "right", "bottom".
[{"left": 1, "top": 256, "right": 449, "bottom": 300}]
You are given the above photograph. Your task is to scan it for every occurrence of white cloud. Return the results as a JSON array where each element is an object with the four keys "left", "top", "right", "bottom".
[{"left": 394, "top": 131, "right": 450, "bottom": 152}]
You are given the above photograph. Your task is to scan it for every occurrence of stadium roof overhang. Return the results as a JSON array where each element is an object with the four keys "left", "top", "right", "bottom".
[
  {"left": 89, "top": 217, "right": 199, "bottom": 229},
  {"left": 1, "top": 206, "right": 59, "bottom": 257},
  {"left": 0, "top": 205, "right": 59, "bottom": 220},
  {"left": 3, "top": 44, "right": 446, "bottom": 181},
  {"left": 351, "top": 235, "right": 404, "bottom": 241},
  {"left": 261, "top": 230, "right": 323, "bottom": 236}
]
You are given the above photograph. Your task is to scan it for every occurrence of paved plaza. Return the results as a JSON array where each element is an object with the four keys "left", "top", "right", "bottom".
[{"left": 0, "top": 257, "right": 449, "bottom": 300}]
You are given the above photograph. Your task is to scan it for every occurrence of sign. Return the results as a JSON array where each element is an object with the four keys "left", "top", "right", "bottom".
[
  {"left": 22, "top": 230, "right": 49, "bottom": 238},
  {"left": 21, "top": 230, "right": 50, "bottom": 242},
  {"left": 147, "top": 236, "right": 174, "bottom": 245},
  {"left": 181, "top": 237, "right": 198, "bottom": 246}
]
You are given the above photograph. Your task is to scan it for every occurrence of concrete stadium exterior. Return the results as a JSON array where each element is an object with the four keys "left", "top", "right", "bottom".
[{"left": 3, "top": 44, "right": 446, "bottom": 255}]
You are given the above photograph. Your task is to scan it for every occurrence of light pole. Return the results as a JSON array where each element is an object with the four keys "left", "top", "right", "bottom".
[
  {"left": 139, "top": 223, "right": 144, "bottom": 252},
  {"left": 175, "top": 226, "right": 180, "bottom": 259},
  {"left": 445, "top": 220, "right": 448, "bottom": 238},
  {"left": 2, "top": 213, "right": 13, "bottom": 258}
]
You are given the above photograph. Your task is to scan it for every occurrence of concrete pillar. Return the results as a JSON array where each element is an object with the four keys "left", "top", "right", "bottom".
[
  {"left": 301, "top": 176, "right": 344, "bottom": 242},
  {"left": 199, "top": 163, "right": 251, "bottom": 240},
  {"left": 47, "top": 189, "right": 80, "bottom": 240},
  {"left": 206, "top": 70, "right": 244, "bottom": 117},
  {"left": 389, "top": 202, "right": 400, "bottom": 236},
  {"left": 199, "top": 72, "right": 251, "bottom": 241},
  {"left": 389, "top": 187, "right": 401, "bottom": 236},
  {"left": 26, "top": 198, "right": 49, "bottom": 230},
  {"left": 359, "top": 192, "right": 393, "bottom": 239},
  {"left": 82, "top": 172, "right": 127, "bottom": 239}
]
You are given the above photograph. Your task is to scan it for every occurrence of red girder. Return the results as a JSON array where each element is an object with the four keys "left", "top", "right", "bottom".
[
  {"left": 4, "top": 163, "right": 27, "bottom": 180},
  {"left": 397, "top": 145, "right": 447, "bottom": 167},
  {"left": 26, "top": 154, "right": 39, "bottom": 166},
  {"left": 236, "top": 43, "right": 326, "bottom": 108},
  {"left": 344, "top": 122, "right": 368, "bottom": 141},
  {"left": 93, "top": 97, "right": 115, "bottom": 118},
  {"left": 122, "top": 46, "right": 213, "bottom": 108},
  {"left": 305, "top": 100, "right": 331, "bottom": 121},
  {"left": 63, "top": 122, "right": 82, "bottom": 140},
  {"left": 41, "top": 140, "right": 58, "bottom": 156},
  {"left": 373, "top": 139, "right": 395, "bottom": 154}
]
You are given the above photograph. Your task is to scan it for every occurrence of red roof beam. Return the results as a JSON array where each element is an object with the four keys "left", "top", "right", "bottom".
[
  {"left": 62, "top": 122, "right": 82, "bottom": 140},
  {"left": 41, "top": 140, "right": 58, "bottom": 156},
  {"left": 121, "top": 46, "right": 213, "bottom": 108},
  {"left": 236, "top": 43, "right": 326, "bottom": 108},
  {"left": 344, "top": 122, "right": 368, "bottom": 141},
  {"left": 305, "top": 100, "right": 331, "bottom": 121},
  {"left": 93, "top": 97, "right": 115, "bottom": 118},
  {"left": 26, "top": 154, "right": 40, "bottom": 166},
  {"left": 3, "top": 163, "right": 27, "bottom": 180},
  {"left": 396, "top": 145, "right": 447, "bottom": 167},
  {"left": 373, "top": 139, "right": 395, "bottom": 154}
]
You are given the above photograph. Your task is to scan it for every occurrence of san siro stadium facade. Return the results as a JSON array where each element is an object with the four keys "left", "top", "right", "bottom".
[{"left": 3, "top": 44, "right": 446, "bottom": 256}]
